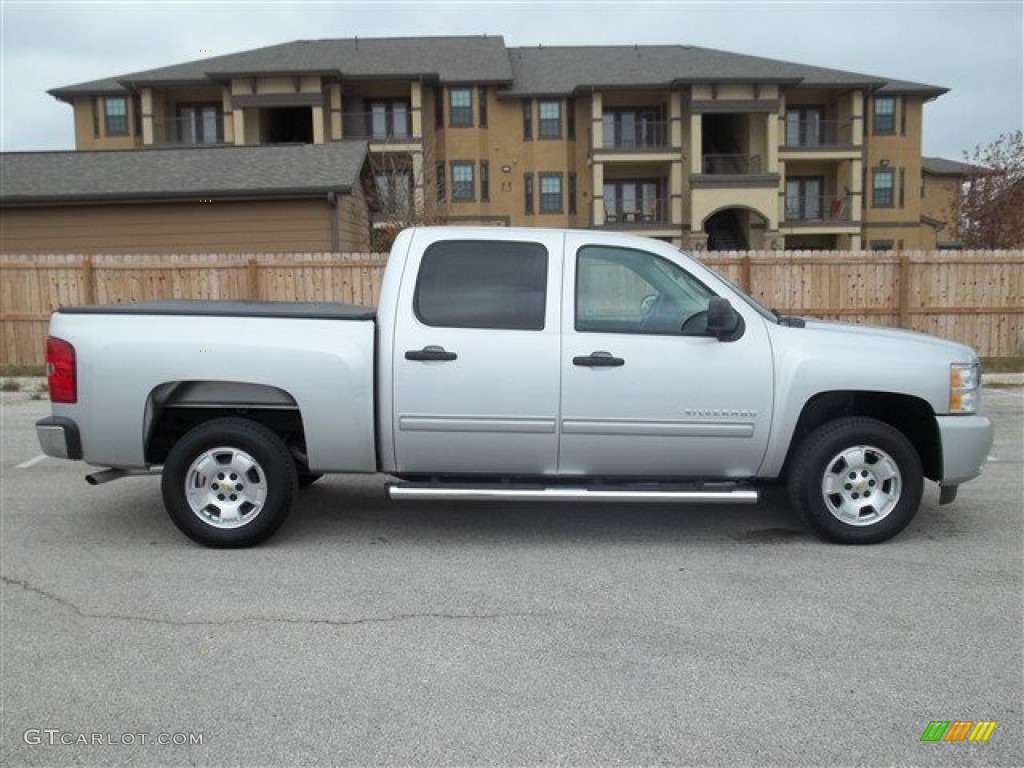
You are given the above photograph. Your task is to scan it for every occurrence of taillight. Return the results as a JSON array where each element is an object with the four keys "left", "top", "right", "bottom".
[{"left": 46, "top": 336, "right": 77, "bottom": 403}]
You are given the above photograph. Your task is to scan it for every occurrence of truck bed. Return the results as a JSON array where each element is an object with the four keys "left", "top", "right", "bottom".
[{"left": 58, "top": 299, "right": 376, "bottom": 321}]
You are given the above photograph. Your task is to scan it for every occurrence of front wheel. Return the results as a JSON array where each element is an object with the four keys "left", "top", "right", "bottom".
[
  {"left": 161, "top": 418, "right": 297, "bottom": 547},
  {"left": 788, "top": 417, "right": 923, "bottom": 544}
]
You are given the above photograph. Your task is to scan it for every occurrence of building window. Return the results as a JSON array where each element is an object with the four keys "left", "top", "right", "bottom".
[
  {"left": 104, "top": 96, "right": 128, "bottom": 136},
  {"left": 523, "top": 101, "right": 533, "bottom": 140},
  {"left": 368, "top": 101, "right": 410, "bottom": 140},
  {"left": 785, "top": 106, "right": 824, "bottom": 147},
  {"left": 539, "top": 100, "right": 561, "bottom": 139},
  {"left": 604, "top": 180, "right": 662, "bottom": 222},
  {"left": 436, "top": 162, "right": 446, "bottom": 203},
  {"left": 478, "top": 86, "right": 488, "bottom": 127},
  {"left": 873, "top": 169, "right": 895, "bottom": 207},
  {"left": 602, "top": 109, "right": 665, "bottom": 149},
  {"left": 434, "top": 88, "right": 443, "bottom": 129},
  {"left": 540, "top": 173, "right": 562, "bottom": 213},
  {"left": 567, "top": 98, "right": 575, "bottom": 139},
  {"left": 480, "top": 160, "right": 490, "bottom": 202},
  {"left": 92, "top": 97, "right": 100, "bottom": 138},
  {"left": 451, "top": 161, "right": 475, "bottom": 201},
  {"left": 873, "top": 97, "right": 895, "bottom": 134},
  {"left": 785, "top": 177, "right": 824, "bottom": 220},
  {"left": 870, "top": 240, "right": 895, "bottom": 251},
  {"left": 524, "top": 172, "right": 534, "bottom": 214},
  {"left": 177, "top": 103, "right": 222, "bottom": 145},
  {"left": 414, "top": 241, "right": 549, "bottom": 331},
  {"left": 449, "top": 88, "right": 472, "bottom": 127},
  {"left": 568, "top": 172, "right": 577, "bottom": 215}
]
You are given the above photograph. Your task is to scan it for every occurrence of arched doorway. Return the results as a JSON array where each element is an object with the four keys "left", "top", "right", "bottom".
[{"left": 703, "top": 207, "right": 768, "bottom": 251}]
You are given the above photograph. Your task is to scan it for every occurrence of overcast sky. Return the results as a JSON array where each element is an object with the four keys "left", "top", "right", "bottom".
[{"left": 1, "top": 0, "right": 1021, "bottom": 159}]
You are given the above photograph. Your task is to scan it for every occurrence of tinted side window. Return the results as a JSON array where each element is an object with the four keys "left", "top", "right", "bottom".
[
  {"left": 576, "top": 246, "right": 715, "bottom": 335},
  {"left": 415, "top": 241, "right": 548, "bottom": 330}
]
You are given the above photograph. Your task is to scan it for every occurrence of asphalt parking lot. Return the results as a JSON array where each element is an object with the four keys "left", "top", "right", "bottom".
[{"left": 1, "top": 389, "right": 1021, "bottom": 766}]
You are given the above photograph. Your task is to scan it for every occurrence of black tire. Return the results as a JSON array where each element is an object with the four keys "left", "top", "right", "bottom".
[
  {"left": 788, "top": 417, "right": 923, "bottom": 544},
  {"left": 161, "top": 418, "right": 297, "bottom": 548},
  {"left": 298, "top": 472, "right": 323, "bottom": 489}
]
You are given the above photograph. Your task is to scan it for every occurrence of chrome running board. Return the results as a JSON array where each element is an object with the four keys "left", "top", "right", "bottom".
[{"left": 388, "top": 483, "right": 758, "bottom": 504}]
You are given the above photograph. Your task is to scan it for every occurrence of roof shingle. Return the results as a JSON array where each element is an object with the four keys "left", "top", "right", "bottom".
[
  {"left": 0, "top": 141, "right": 368, "bottom": 204},
  {"left": 50, "top": 36, "right": 514, "bottom": 98},
  {"left": 49, "top": 37, "right": 946, "bottom": 100}
]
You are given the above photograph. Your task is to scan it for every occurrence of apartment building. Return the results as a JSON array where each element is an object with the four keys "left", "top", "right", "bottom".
[{"left": 22, "top": 36, "right": 953, "bottom": 252}]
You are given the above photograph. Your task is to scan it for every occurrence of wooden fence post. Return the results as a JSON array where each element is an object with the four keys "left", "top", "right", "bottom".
[
  {"left": 740, "top": 253, "right": 752, "bottom": 294},
  {"left": 81, "top": 255, "right": 96, "bottom": 305},
  {"left": 247, "top": 258, "right": 260, "bottom": 300},
  {"left": 898, "top": 252, "right": 911, "bottom": 329}
]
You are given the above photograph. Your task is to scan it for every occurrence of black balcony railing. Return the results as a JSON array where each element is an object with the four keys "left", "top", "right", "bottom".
[
  {"left": 785, "top": 194, "right": 853, "bottom": 222},
  {"left": 602, "top": 198, "right": 670, "bottom": 226},
  {"left": 783, "top": 119, "right": 854, "bottom": 148},
  {"left": 152, "top": 116, "right": 227, "bottom": 146},
  {"left": 599, "top": 120, "right": 670, "bottom": 150},
  {"left": 342, "top": 111, "right": 414, "bottom": 141},
  {"left": 702, "top": 154, "right": 763, "bottom": 174}
]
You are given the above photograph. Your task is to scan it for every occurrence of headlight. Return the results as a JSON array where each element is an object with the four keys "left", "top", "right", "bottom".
[{"left": 949, "top": 362, "right": 980, "bottom": 414}]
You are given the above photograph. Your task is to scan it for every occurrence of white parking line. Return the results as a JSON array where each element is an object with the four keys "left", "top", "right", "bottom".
[{"left": 16, "top": 454, "right": 48, "bottom": 469}]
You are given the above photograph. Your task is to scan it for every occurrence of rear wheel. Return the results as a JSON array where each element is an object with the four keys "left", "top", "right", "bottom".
[
  {"left": 161, "top": 418, "right": 297, "bottom": 547},
  {"left": 788, "top": 417, "right": 923, "bottom": 544}
]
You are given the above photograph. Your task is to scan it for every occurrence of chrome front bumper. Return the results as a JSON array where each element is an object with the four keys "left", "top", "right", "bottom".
[{"left": 936, "top": 414, "right": 993, "bottom": 486}]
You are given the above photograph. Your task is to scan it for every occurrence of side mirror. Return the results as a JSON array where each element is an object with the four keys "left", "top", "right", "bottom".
[{"left": 706, "top": 297, "right": 742, "bottom": 341}]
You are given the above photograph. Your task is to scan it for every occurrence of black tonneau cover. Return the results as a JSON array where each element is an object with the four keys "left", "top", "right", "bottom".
[{"left": 58, "top": 299, "right": 376, "bottom": 321}]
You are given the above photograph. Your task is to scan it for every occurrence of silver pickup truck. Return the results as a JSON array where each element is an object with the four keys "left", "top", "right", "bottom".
[{"left": 37, "top": 227, "right": 993, "bottom": 547}]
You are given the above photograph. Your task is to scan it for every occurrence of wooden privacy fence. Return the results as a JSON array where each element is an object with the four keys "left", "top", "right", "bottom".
[{"left": 1, "top": 249, "right": 1021, "bottom": 366}]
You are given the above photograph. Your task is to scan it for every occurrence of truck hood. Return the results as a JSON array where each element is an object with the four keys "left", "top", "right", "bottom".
[{"left": 798, "top": 319, "right": 978, "bottom": 362}]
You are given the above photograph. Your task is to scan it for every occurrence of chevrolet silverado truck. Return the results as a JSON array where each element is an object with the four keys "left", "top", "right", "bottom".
[{"left": 36, "top": 227, "right": 993, "bottom": 547}]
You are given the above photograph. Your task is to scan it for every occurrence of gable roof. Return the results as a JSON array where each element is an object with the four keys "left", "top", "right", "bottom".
[
  {"left": 504, "top": 45, "right": 887, "bottom": 96},
  {"left": 49, "top": 36, "right": 946, "bottom": 103},
  {"left": 0, "top": 141, "right": 368, "bottom": 205},
  {"left": 50, "top": 36, "right": 513, "bottom": 100},
  {"left": 922, "top": 156, "right": 984, "bottom": 176},
  {"left": 876, "top": 79, "right": 949, "bottom": 98}
]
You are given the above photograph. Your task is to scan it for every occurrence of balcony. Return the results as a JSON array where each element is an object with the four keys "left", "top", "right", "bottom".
[
  {"left": 601, "top": 119, "right": 670, "bottom": 150},
  {"left": 784, "top": 194, "right": 855, "bottom": 224},
  {"left": 783, "top": 119, "right": 855, "bottom": 148},
  {"left": 342, "top": 111, "right": 416, "bottom": 144},
  {"left": 702, "top": 153, "right": 762, "bottom": 175},
  {"left": 601, "top": 198, "right": 671, "bottom": 227},
  {"left": 151, "top": 116, "right": 227, "bottom": 147}
]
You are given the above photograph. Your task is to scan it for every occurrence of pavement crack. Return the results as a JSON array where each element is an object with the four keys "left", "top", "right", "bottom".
[{"left": 1, "top": 574, "right": 544, "bottom": 628}]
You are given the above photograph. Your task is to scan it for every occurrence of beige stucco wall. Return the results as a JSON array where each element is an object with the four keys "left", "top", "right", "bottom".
[
  {"left": 861, "top": 94, "right": 927, "bottom": 248},
  {"left": 0, "top": 198, "right": 356, "bottom": 254},
  {"left": 72, "top": 95, "right": 141, "bottom": 150}
]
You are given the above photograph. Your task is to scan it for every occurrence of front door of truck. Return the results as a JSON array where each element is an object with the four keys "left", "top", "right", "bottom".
[
  {"left": 558, "top": 235, "right": 774, "bottom": 478},
  {"left": 391, "top": 231, "right": 563, "bottom": 475}
]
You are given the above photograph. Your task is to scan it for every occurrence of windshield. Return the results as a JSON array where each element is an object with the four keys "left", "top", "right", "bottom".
[{"left": 720, "top": 276, "right": 779, "bottom": 323}]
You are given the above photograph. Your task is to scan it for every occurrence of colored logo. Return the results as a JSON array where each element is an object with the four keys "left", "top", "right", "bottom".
[{"left": 920, "top": 720, "right": 997, "bottom": 742}]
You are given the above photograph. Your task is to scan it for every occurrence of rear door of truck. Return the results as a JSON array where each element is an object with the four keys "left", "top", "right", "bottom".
[{"left": 390, "top": 229, "right": 564, "bottom": 475}]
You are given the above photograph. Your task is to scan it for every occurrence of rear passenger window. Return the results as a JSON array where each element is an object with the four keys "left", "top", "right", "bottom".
[{"left": 414, "top": 240, "right": 548, "bottom": 330}]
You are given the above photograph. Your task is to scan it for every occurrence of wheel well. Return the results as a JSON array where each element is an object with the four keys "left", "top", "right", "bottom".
[
  {"left": 144, "top": 381, "right": 309, "bottom": 467},
  {"left": 783, "top": 391, "right": 941, "bottom": 482}
]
